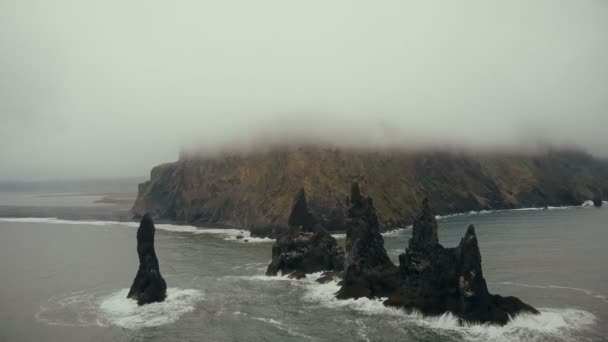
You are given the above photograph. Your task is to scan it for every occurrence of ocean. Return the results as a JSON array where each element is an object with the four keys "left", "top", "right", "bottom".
[{"left": 0, "top": 194, "right": 606, "bottom": 341}]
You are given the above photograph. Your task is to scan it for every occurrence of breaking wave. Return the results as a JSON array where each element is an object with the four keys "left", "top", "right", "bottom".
[
  {"left": 35, "top": 287, "right": 204, "bottom": 329},
  {"left": 0, "top": 217, "right": 272, "bottom": 243},
  {"left": 434, "top": 201, "right": 597, "bottom": 220},
  {"left": 243, "top": 273, "right": 596, "bottom": 342},
  {"left": 98, "top": 288, "right": 203, "bottom": 328}
]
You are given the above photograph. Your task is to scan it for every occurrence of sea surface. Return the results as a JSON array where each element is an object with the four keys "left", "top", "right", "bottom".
[{"left": 0, "top": 196, "right": 607, "bottom": 341}]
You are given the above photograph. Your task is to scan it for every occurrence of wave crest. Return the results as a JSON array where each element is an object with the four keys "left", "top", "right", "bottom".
[{"left": 36, "top": 287, "right": 204, "bottom": 329}]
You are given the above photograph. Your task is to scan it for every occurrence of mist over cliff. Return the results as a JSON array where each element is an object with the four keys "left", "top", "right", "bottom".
[
  {"left": 1, "top": 1, "right": 607, "bottom": 180},
  {"left": 133, "top": 147, "right": 608, "bottom": 231}
]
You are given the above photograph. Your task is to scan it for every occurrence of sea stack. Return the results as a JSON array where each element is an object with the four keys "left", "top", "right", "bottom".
[
  {"left": 266, "top": 189, "right": 344, "bottom": 278},
  {"left": 593, "top": 191, "right": 603, "bottom": 207},
  {"left": 127, "top": 214, "right": 167, "bottom": 305},
  {"left": 336, "top": 182, "right": 398, "bottom": 299},
  {"left": 385, "top": 199, "right": 539, "bottom": 325}
]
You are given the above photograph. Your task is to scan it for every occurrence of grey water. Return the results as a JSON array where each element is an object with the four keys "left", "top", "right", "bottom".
[{"left": 0, "top": 204, "right": 607, "bottom": 341}]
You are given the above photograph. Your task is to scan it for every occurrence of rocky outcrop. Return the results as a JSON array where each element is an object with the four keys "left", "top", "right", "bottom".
[
  {"left": 133, "top": 147, "right": 608, "bottom": 232},
  {"left": 337, "top": 182, "right": 398, "bottom": 299},
  {"left": 127, "top": 214, "right": 167, "bottom": 305},
  {"left": 593, "top": 191, "right": 603, "bottom": 207},
  {"left": 385, "top": 199, "right": 539, "bottom": 325},
  {"left": 266, "top": 189, "right": 344, "bottom": 278}
]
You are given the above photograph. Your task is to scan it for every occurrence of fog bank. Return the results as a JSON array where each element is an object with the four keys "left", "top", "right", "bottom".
[{"left": 1, "top": 1, "right": 607, "bottom": 180}]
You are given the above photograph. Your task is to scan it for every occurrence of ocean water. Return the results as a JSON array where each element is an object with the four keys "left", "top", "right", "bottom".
[{"left": 0, "top": 205, "right": 606, "bottom": 341}]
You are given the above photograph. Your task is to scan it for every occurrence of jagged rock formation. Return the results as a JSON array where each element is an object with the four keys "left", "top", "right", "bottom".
[
  {"left": 337, "top": 182, "right": 398, "bottom": 299},
  {"left": 127, "top": 214, "right": 167, "bottom": 305},
  {"left": 385, "top": 199, "right": 539, "bottom": 325},
  {"left": 288, "top": 189, "right": 317, "bottom": 232},
  {"left": 133, "top": 147, "right": 608, "bottom": 231},
  {"left": 593, "top": 191, "right": 603, "bottom": 207},
  {"left": 266, "top": 189, "right": 344, "bottom": 278}
]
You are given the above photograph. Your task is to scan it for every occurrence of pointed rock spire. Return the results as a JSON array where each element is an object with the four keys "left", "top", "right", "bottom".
[
  {"left": 410, "top": 198, "right": 439, "bottom": 249},
  {"left": 127, "top": 214, "right": 167, "bottom": 305},
  {"left": 350, "top": 181, "right": 363, "bottom": 205},
  {"left": 287, "top": 188, "right": 317, "bottom": 232},
  {"left": 338, "top": 183, "right": 397, "bottom": 299},
  {"left": 593, "top": 189, "right": 603, "bottom": 207},
  {"left": 266, "top": 189, "right": 344, "bottom": 277}
]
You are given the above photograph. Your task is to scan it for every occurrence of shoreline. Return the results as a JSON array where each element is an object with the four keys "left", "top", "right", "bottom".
[{"left": 0, "top": 201, "right": 601, "bottom": 241}]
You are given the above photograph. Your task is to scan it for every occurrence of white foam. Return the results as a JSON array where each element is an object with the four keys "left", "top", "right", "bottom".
[
  {"left": 189, "top": 227, "right": 273, "bottom": 243},
  {"left": 0, "top": 217, "right": 139, "bottom": 227},
  {"left": 36, "top": 287, "right": 204, "bottom": 329},
  {"left": 0, "top": 217, "right": 273, "bottom": 243},
  {"left": 295, "top": 277, "right": 596, "bottom": 342},
  {"left": 98, "top": 288, "right": 204, "bottom": 329},
  {"left": 382, "top": 227, "right": 410, "bottom": 237},
  {"left": 434, "top": 205, "right": 581, "bottom": 220},
  {"left": 234, "top": 312, "right": 314, "bottom": 339}
]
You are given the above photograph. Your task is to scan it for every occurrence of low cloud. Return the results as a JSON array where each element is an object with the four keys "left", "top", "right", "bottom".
[{"left": 1, "top": 1, "right": 607, "bottom": 180}]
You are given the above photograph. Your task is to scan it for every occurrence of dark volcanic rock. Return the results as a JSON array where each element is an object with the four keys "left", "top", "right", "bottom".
[
  {"left": 410, "top": 198, "right": 438, "bottom": 248},
  {"left": 288, "top": 188, "right": 317, "bottom": 232},
  {"left": 385, "top": 199, "right": 538, "bottom": 325},
  {"left": 127, "top": 214, "right": 167, "bottom": 305},
  {"left": 266, "top": 189, "right": 344, "bottom": 277},
  {"left": 593, "top": 191, "right": 603, "bottom": 207},
  {"left": 336, "top": 182, "right": 398, "bottom": 299}
]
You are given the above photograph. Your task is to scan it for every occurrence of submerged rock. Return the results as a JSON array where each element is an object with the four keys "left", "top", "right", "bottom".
[
  {"left": 127, "top": 214, "right": 167, "bottom": 305},
  {"left": 336, "top": 182, "right": 398, "bottom": 299},
  {"left": 385, "top": 199, "right": 538, "bottom": 325},
  {"left": 266, "top": 189, "right": 344, "bottom": 277}
]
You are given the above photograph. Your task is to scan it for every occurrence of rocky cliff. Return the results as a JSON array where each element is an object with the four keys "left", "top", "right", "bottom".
[
  {"left": 385, "top": 199, "right": 538, "bottom": 324},
  {"left": 133, "top": 147, "right": 608, "bottom": 231}
]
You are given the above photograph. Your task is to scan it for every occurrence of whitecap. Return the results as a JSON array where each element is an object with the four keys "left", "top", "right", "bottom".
[
  {"left": 0, "top": 217, "right": 273, "bottom": 243},
  {"left": 298, "top": 277, "right": 596, "bottom": 342},
  {"left": 382, "top": 227, "right": 410, "bottom": 237},
  {"left": 0, "top": 217, "right": 139, "bottom": 227},
  {"left": 433, "top": 205, "right": 581, "bottom": 221},
  {"left": 98, "top": 288, "right": 204, "bottom": 329},
  {"left": 36, "top": 287, "right": 204, "bottom": 329}
]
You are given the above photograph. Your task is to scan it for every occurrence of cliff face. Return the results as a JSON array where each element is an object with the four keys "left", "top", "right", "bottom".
[{"left": 132, "top": 147, "right": 608, "bottom": 230}]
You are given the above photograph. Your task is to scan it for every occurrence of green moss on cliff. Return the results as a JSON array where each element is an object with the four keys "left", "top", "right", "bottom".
[{"left": 132, "top": 147, "right": 608, "bottom": 230}]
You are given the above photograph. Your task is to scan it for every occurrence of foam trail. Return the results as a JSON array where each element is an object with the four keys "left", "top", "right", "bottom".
[
  {"left": 581, "top": 200, "right": 595, "bottom": 207},
  {"left": 494, "top": 281, "right": 608, "bottom": 304},
  {"left": 244, "top": 273, "right": 596, "bottom": 342},
  {"left": 36, "top": 287, "right": 204, "bottom": 329},
  {"left": 434, "top": 204, "right": 585, "bottom": 220},
  {"left": 382, "top": 227, "right": 410, "bottom": 237},
  {"left": 0, "top": 217, "right": 272, "bottom": 243},
  {"left": 233, "top": 312, "right": 314, "bottom": 340},
  {"left": 99, "top": 288, "right": 204, "bottom": 328}
]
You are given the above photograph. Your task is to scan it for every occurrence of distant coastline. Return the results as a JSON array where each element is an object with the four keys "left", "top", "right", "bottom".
[{"left": 133, "top": 147, "right": 608, "bottom": 232}]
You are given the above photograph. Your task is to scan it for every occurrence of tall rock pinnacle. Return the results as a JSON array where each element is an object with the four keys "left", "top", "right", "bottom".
[
  {"left": 127, "top": 214, "right": 167, "bottom": 305},
  {"left": 387, "top": 200, "right": 538, "bottom": 325},
  {"left": 337, "top": 181, "right": 398, "bottom": 299},
  {"left": 266, "top": 189, "right": 344, "bottom": 278},
  {"left": 287, "top": 188, "right": 317, "bottom": 232},
  {"left": 410, "top": 198, "right": 439, "bottom": 248}
]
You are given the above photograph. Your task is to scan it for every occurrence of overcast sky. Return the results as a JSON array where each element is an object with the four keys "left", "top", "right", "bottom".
[{"left": 1, "top": 1, "right": 607, "bottom": 180}]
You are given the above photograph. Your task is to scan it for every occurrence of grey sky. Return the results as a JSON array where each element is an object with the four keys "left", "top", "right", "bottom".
[{"left": 1, "top": 1, "right": 607, "bottom": 180}]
